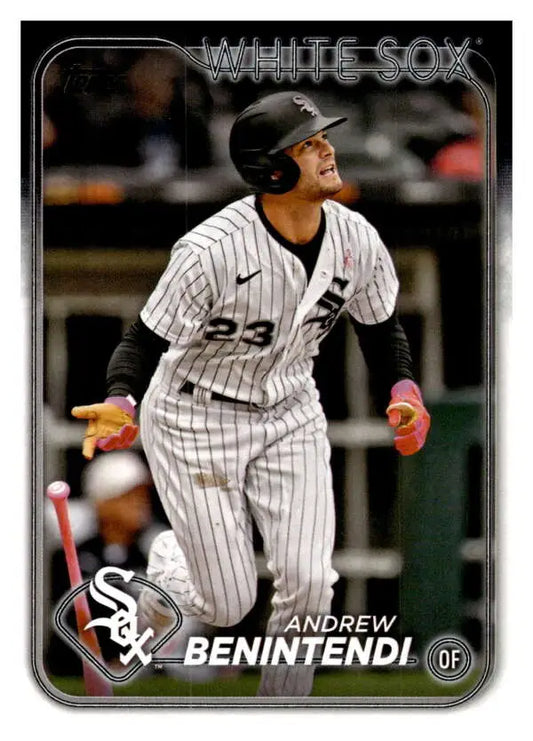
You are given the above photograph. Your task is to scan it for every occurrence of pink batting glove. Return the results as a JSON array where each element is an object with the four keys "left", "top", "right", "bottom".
[{"left": 386, "top": 380, "right": 430, "bottom": 456}]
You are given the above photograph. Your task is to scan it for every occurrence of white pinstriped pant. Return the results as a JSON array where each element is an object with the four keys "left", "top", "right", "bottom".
[{"left": 140, "top": 382, "right": 338, "bottom": 696}]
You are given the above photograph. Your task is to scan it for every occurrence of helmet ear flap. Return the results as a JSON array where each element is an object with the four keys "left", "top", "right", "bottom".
[
  {"left": 237, "top": 151, "right": 301, "bottom": 195},
  {"left": 266, "top": 153, "right": 301, "bottom": 194}
]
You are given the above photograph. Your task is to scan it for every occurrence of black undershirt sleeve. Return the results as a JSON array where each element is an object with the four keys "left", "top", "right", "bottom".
[
  {"left": 106, "top": 316, "right": 170, "bottom": 401},
  {"left": 350, "top": 310, "right": 415, "bottom": 415}
]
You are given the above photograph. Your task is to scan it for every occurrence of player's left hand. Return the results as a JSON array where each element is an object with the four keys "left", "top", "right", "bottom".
[{"left": 386, "top": 380, "right": 430, "bottom": 456}]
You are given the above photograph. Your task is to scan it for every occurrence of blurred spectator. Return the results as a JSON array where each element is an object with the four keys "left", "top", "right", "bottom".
[
  {"left": 76, "top": 450, "right": 153, "bottom": 570},
  {"left": 46, "top": 451, "right": 157, "bottom": 676},
  {"left": 95, "top": 50, "right": 214, "bottom": 177},
  {"left": 43, "top": 50, "right": 214, "bottom": 177},
  {"left": 43, "top": 62, "right": 94, "bottom": 167},
  {"left": 430, "top": 90, "right": 484, "bottom": 181}
]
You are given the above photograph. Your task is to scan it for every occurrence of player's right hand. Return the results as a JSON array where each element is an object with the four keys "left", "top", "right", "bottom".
[{"left": 71, "top": 399, "right": 138, "bottom": 460}]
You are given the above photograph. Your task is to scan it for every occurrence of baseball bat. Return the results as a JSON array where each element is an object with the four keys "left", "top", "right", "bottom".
[{"left": 46, "top": 481, "right": 113, "bottom": 696}]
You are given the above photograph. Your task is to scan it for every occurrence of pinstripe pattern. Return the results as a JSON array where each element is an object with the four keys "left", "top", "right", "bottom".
[
  {"left": 140, "top": 385, "right": 335, "bottom": 695},
  {"left": 140, "top": 196, "right": 398, "bottom": 407},
  {"left": 138, "top": 195, "right": 399, "bottom": 696}
]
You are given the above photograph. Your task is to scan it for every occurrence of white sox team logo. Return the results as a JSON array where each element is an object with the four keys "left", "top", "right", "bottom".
[
  {"left": 53, "top": 568, "right": 183, "bottom": 682},
  {"left": 304, "top": 276, "right": 349, "bottom": 335},
  {"left": 292, "top": 94, "right": 318, "bottom": 116},
  {"left": 85, "top": 567, "right": 154, "bottom": 666}
]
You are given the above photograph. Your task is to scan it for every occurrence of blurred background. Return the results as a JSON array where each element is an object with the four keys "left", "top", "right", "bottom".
[{"left": 40, "top": 46, "right": 488, "bottom": 688}]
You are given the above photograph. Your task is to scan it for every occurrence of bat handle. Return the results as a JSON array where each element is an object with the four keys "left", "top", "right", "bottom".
[{"left": 47, "top": 482, "right": 83, "bottom": 586}]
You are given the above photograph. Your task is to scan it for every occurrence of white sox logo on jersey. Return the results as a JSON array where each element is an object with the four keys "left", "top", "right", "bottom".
[
  {"left": 304, "top": 276, "right": 349, "bottom": 335},
  {"left": 85, "top": 566, "right": 154, "bottom": 666}
]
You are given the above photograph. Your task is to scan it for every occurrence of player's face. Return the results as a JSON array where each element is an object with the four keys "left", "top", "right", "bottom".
[{"left": 285, "top": 130, "right": 343, "bottom": 200}]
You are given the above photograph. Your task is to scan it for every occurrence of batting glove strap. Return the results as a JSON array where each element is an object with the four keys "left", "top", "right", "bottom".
[
  {"left": 390, "top": 379, "right": 423, "bottom": 404},
  {"left": 105, "top": 395, "right": 136, "bottom": 418},
  {"left": 386, "top": 379, "right": 430, "bottom": 456}
]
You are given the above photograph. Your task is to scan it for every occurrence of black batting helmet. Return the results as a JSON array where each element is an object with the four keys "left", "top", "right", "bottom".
[{"left": 229, "top": 91, "right": 347, "bottom": 194}]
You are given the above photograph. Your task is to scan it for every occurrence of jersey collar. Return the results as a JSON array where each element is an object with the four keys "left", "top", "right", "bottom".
[{"left": 254, "top": 194, "right": 326, "bottom": 252}]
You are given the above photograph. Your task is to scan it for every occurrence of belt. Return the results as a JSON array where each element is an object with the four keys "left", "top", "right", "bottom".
[{"left": 180, "top": 380, "right": 253, "bottom": 407}]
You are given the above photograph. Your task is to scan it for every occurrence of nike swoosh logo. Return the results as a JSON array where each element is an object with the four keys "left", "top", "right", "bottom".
[{"left": 236, "top": 269, "right": 261, "bottom": 285}]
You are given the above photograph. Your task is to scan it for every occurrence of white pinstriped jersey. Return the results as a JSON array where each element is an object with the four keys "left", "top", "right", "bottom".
[{"left": 140, "top": 194, "right": 399, "bottom": 407}]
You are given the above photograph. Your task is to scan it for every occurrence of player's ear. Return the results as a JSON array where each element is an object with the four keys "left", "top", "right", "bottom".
[{"left": 270, "top": 170, "right": 283, "bottom": 181}]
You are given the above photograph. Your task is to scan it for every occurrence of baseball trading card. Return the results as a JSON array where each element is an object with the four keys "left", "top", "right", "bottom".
[{"left": 23, "top": 20, "right": 511, "bottom": 708}]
